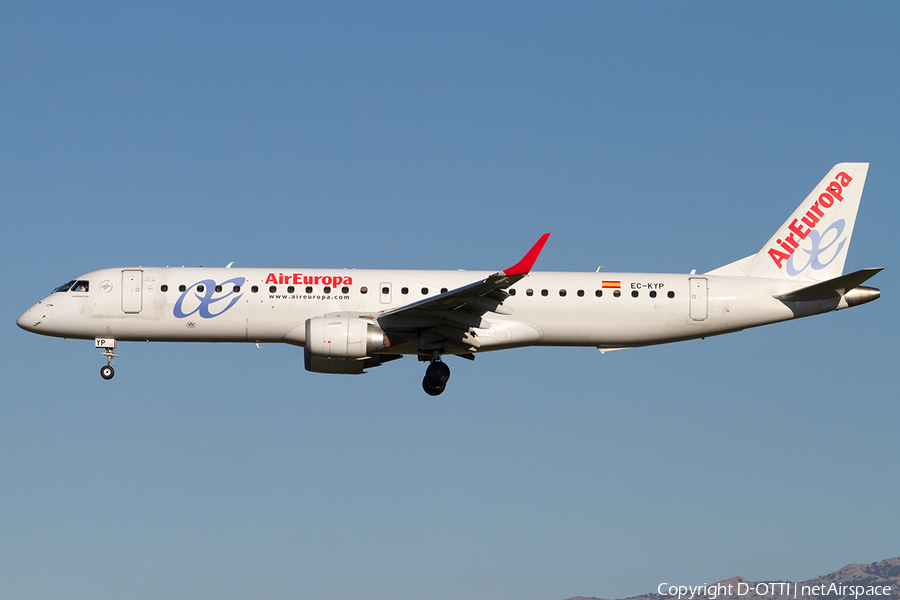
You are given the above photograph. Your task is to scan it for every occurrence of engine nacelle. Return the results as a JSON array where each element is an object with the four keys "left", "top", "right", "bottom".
[{"left": 304, "top": 316, "right": 389, "bottom": 374}]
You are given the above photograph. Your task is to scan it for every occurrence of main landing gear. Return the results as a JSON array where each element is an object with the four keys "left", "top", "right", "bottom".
[
  {"left": 95, "top": 338, "right": 117, "bottom": 380},
  {"left": 422, "top": 359, "right": 451, "bottom": 396}
]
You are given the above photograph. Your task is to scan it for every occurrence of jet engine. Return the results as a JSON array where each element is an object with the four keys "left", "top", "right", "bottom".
[{"left": 304, "top": 316, "right": 390, "bottom": 374}]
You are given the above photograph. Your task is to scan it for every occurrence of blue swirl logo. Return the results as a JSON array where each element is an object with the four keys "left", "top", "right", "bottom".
[
  {"left": 786, "top": 219, "right": 847, "bottom": 276},
  {"left": 174, "top": 277, "right": 246, "bottom": 319}
]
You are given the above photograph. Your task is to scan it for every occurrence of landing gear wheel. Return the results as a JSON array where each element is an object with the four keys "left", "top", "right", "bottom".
[
  {"left": 425, "top": 361, "right": 451, "bottom": 385},
  {"left": 422, "top": 376, "right": 446, "bottom": 396},
  {"left": 100, "top": 365, "right": 115, "bottom": 380}
]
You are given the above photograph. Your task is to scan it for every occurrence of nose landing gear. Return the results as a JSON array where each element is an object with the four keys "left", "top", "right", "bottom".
[
  {"left": 422, "top": 359, "right": 450, "bottom": 396},
  {"left": 95, "top": 338, "right": 117, "bottom": 380},
  {"left": 100, "top": 363, "right": 115, "bottom": 380}
]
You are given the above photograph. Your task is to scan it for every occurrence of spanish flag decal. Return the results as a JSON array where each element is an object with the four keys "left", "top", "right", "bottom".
[{"left": 602, "top": 281, "right": 621, "bottom": 289}]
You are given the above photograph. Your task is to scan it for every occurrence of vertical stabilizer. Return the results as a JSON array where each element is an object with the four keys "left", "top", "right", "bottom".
[{"left": 708, "top": 163, "right": 868, "bottom": 282}]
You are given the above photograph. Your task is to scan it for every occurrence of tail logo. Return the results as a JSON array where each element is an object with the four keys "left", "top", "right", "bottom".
[
  {"left": 767, "top": 171, "right": 853, "bottom": 270},
  {"left": 785, "top": 219, "right": 847, "bottom": 276}
]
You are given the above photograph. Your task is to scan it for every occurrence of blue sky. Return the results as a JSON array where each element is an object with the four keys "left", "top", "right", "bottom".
[{"left": 2, "top": 3, "right": 898, "bottom": 599}]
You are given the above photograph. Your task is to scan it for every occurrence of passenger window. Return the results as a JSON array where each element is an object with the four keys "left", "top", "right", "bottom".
[
  {"left": 577, "top": 290, "right": 584, "bottom": 297},
  {"left": 161, "top": 284, "right": 168, "bottom": 292},
  {"left": 179, "top": 285, "right": 187, "bottom": 292},
  {"left": 306, "top": 286, "right": 313, "bottom": 293},
  {"left": 509, "top": 288, "right": 517, "bottom": 296},
  {"left": 595, "top": 290, "right": 602, "bottom": 297},
  {"left": 649, "top": 290, "right": 657, "bottom": 298},
  {"left": 233, "top": 285, "right": 241, "bottom": 293},
  {"left": 614, "top": 290, "right": 621, "bottom": 297},
  {"left": 215, "top": 285, "right": 223, "bottom": 293},
  {"left": 631, "top": 290, "right": 638, "bottom": 298},
  {"left": 324, "top": 286, "right": 331, "bottom": 293},
  {"left": 197, "top": 285, "right": 205, "bottom": 293},
  {"left": 526, "top": 289, "right": 534, "bottom": 296},
  {"left": 441, "top": 288, "right": 448, "bottom": 293},
  {"left": 382, "top": 287, "right": 389, "bottom": 295},
  {"left": 668, "top": 291, "right": 675, "bottom": 298},
  {"left": 342, "top": 286, "right": 349, "bottom": 294},
  {"left": 287, "top": 286, "right": 295, "bottom": 293},
  {"left": 269, "top": 286, "right": 276, "bottom": 293},
  {"left": 361, "top": 287, "right": 368, "bottom": 294},
  {"left": 421, "top": 287, "right": 428, "bottom": 295},
  {"left": 401, "top": 287, "right": 409, "bottom": 295},
  {"left": 559, "top": 289, "right": 566, "bottom": 297},
  {"left": 251, "top": 286, "right": 258, "bottom": 293}
]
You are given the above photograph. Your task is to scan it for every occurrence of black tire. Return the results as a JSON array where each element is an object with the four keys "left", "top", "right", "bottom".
[
  {"left": 100, "top": 365, "right": 115, "bottom": 380},
  {"left": 422, "top": 376, "right": 446, "bottom": 396},
  {"left": 426, "top": 361, "right": 451, "bottom": 385}
]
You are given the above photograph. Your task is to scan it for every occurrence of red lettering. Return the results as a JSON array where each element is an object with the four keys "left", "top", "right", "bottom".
[
  {"left": 769, "top": 170, "right": 854, "bottom": 270},
  {"left": 768, "top": 248, "right": 791, "bottom": 268},
  {"left": 801, "top": 210, "right": 820, "bottom": 229},
  {"left": 827, "top": 182, "right": 844, "bottom": 201},
  {"left": 788, "top": 219, "right": 809, "bottom": 240},
  {"left": 267, "top": 272, "right": 354, "bottom": 287}
]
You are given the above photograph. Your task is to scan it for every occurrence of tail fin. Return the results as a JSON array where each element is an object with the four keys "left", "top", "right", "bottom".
[{"left": 708, "top": 162, "right": 869, "bottom": 281}]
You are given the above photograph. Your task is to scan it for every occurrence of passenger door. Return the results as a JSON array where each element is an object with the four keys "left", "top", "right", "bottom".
[{"left": 122, "top": 270, "right": 143, "bottom": 313}]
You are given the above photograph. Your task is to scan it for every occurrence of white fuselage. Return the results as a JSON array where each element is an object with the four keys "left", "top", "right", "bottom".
[
  {"left": 16, "top": 163, "right": 880, "bottom": 393},
  {"left": 18, "top": 266, "right": 829, "bottom": 353}
]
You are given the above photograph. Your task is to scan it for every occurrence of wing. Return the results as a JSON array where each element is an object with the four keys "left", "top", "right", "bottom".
[{"left": 377, "top": 233, "right": 550, "bottom": 353}]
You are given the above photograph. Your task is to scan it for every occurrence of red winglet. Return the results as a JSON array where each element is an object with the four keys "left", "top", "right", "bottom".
[{"left": 502, "top": 233, "right": 551, "bottom": 277}]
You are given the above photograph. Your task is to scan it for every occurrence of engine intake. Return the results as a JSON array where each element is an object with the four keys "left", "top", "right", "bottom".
[{"left": 304, "top": 316, "right": 389, "bottom": 374}]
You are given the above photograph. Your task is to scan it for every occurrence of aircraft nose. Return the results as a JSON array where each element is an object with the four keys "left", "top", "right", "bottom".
[{"left": 17, "top": 304, "right": 42, "bottom": 332}]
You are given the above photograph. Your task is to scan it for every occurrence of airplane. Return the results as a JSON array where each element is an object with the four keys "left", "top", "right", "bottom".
[{"left": 18, "top": 163, "right": 882, "bottom": 396}]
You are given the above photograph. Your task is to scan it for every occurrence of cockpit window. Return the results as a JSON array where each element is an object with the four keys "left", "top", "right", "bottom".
[
  {"left": 52, "top": 280, "right": 89, "bottom": 293},
  {"left": 53, "top": 280, "right": 76, "bottom": 293}
]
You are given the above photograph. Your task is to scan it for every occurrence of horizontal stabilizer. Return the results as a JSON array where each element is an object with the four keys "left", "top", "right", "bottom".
[{"left": 774, "top": 268, "right": 882, "bottom": 301}]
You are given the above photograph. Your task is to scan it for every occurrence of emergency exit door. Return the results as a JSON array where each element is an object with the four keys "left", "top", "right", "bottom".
[{"left": 122, "top": 270, "right": 143, "bottom": 313}]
